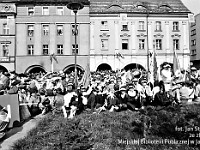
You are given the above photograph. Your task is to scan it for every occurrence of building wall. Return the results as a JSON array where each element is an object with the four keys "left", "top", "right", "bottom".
[
  {"left": 16, "top": 4, "right": 90, "bottom": 73},
  {"left": 190, "top": 14, "right": 200, "bottom": 69},
  {"left": 0, "top": 3, "right": 16, "bottom": 72},
  {"left": 90, "top": 14, "right": 190, "bottom": 71}
]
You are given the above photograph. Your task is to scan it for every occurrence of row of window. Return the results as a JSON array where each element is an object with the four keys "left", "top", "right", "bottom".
[
  {"left": 27, "top": 24, "right": 77, "bottom": 37},
  {"left": 28, "top": 6, "right": 65, "bottom": 16},
  {"left": 0, "top": 38, "right": 180, "bottom": 57},
  {"left": 27, "top": 44, "right": 78, "bottom": 55},
  {"left": 1, "top": 21, "right": 180, "bottom": 36},
  {"left": 101, "top": 39, "right": 180, "bottom": 50},
  {"left": 101, "top": 21, "right": 180, "bottom": 31}
]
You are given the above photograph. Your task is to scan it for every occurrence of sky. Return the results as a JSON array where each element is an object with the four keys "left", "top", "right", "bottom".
[{"left": 181, "top": 0, "right": 200, "bottom": 15}]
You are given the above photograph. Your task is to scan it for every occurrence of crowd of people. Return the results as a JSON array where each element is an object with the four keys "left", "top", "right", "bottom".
[{"left": 0, "top": 63, "right": 200, "bottom": 128}]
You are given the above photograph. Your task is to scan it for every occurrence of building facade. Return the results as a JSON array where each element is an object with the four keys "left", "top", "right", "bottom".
[
  {"left": 90, "top": 0, "right": 191, "bottom": 72},
  {"left": 0, "top": 0, "right": 192, "bottom": 74},
  {"left": 190, "top": 13, "right": 200, "bottom": 69},
  {"left": 15, "top": 0, "right": 90, "bottom": 73},
  {"left": 0, "top": 2, "right": 16, "bottom": 72}
]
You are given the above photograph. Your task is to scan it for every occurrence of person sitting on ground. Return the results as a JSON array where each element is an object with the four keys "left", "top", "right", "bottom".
[
  {"left": 62, "top": 82, "right": 78, "bottom": 118},
  {"left": 127, "top": 84, "right": 140, "bottom": 111},
  {"left": 118, "top": 86, "right": 128, "bottom": 111},
  {"left": 86, "top": 87, "right": 98, "bottom": 113},
  {"left": 28, "top": 92, "right": 41, "bottom": 116},
  {"left": 179, "top": 81, "right": 195, "bottom": 104},
  {"left": 194, "top": 79, "right": 200, "bottom": 102},
  {"left": 0, "top": 105, "right": 11, "bottom": 139},
  {"left": 52, "top": 88, "right": 64, "bottom": 114},
  {"left": 153, "top": 81, "right": 174, "bottom": 107}
]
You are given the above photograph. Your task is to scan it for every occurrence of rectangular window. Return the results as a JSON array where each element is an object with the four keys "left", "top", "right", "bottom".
[
  {"left": 101, "top": 21, "right": 108, "bottom": 30},
  {"left": 27, "top": 45, "right": 34, "bottom": 55},
  {"left": 28, "top": 7, "right": 34, "bottom": 15},
  {"left": 72, "top": 24, "right": 78, "bottom": 36},
  {"left": 155, "top": 39, "right": 162, "bottom": 50},
  {"left": 155, "top": 21, "right": 161, "bottom": 31},
  {"left": 27, "top": 25, "right": 34, "bottom": 37},
  {"left": 139, "top": 39, "right": 145, "bottom": 50},
  {"left": 2, "top": 45, "right": 9, "bottom": 57},
  {"left": 101, "top": 39, "right": 108, "bottom": 50},
  {"left": 191, "top": 29, "right": 196, "bottom": 36},
  {"left": 173, "top": 39, "right": 179, "bottom": 50},
  {"left": 72, "top": 44, "right": 78, "bottom": 54},
  {"left": 42, "top": 7, "right": 49, "bottom": 15},
  {"left": 57, "top": 45, "right": 63, "bottom": 55},
  {"left": 191, "top": 39, "right": 196, "bottom": 46},
  {"left": 43, "top": 45, "right": 49, "bottom": 55},
  {"left": 139, "top": 21, "right": 145, "bottom": 30},
  {"left": 191, "top": 49, "right": 196, "bottom": 56},
  {"left": 173, "top": 22, "right": 179, "bottom": 31},
  {"left": 57, "top": 7, "right": 64, "bottom": 15},
  {"left": 3, "top": 23, "right": 9, "bottom": 35},
  {"left": 122, "top": 24, "right": 128, "bottom": 31},
  {"left": 57, "top": 25, "right": 63, "bottom": 36},
  {"left": 43, "top": 25, "right": 49, "bottom": 36},
  {"left": 122, "top": 39, "right": 128, "bottom": 50}
]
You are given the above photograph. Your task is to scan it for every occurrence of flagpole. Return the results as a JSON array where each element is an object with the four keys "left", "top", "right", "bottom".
[{"left": 51, "top": 60, "right": 54, "bottom": 72}]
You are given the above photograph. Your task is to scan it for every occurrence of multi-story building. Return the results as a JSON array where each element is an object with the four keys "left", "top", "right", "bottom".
[
  {"left": 190, "top": 13, "right": 200, "bottom": 68},
  {"left": 15, "top": 0, "right": 90, "bottom": 73},
  {"left": 90, "top": 0, "right": 191, "bottom": 72},
  {"left": 0, "top": 1, "right": 16, "bottom": 72}
]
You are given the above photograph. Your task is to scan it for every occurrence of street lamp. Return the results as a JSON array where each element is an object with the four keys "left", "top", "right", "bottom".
[{"left": 67, "top": 1, "right": 84, "bottom": 90}]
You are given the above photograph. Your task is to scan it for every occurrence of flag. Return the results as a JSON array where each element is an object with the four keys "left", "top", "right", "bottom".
[
  {"left": 116, "top": 52, "right": 124, "bottom": 60},
  {"left": 50, "top": 53, "right": 58, "bottom": 63},
  {"left": 153, "top": 51, "right": 158, "bottom": 81},
  {"left": 79, "top": 63, "right": 90, "bottom": 88},
  {"left": 173, "top": 49, "right": 180, "bottom": 74}
]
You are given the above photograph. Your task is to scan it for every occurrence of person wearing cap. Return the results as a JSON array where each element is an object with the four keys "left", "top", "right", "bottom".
[
  {"left": 160, "top": 63, "right": 172, "bottom": 92},
  {"left": 62, "top": 82, "right": 78, "bottom": 118},
  {"left": 140, "top": 78, "right": 153, "bottom": 106},
  {"left": 18, "top": 88, "right": 31, "bottom": 122},
  {"left": 28, "top": 92, "right": 42, "bottom": 116},
  {"left": 52, "top": 88, "right": 64, "bottom": 115},
  {"left": 191, "top": 67, "right": 198, "bottom": 81},
  {"left": 127, "top": 84, "right": 140, "bottom": 111},
  {"left": 117, "top": 86, "right": 128, "bottom": 111},
  {"left": 153, "top": 81, "right": 174, "bottom": 106},
  {"left": 86, "top": 86, "right": 98, "bottom": 113},
  {"left": 7, "top": 79, "right": 21, "bottom": 94},
  {"left": 0, "top": 105, "right": 11, "bottom": 139},
  {"left": 132, "top": 77, "right": 146, "bottom": 109},
  {"left": 0, "top": 70, "right": 10, "bottom": 91},
  {"left": 194, "top": 78, "right": 200, "bottom": 103}
]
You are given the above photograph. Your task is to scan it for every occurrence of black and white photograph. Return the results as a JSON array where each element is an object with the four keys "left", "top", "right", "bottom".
[{"left": 0, "top": 0, "right": 200, "bottom": 149}]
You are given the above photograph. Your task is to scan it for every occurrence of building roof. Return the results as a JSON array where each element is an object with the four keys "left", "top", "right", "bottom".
[
  {"left": 90, "top": 0, "right": 191, "bottom": 14},
  {"left": 14, "top": 0, "right": 90, "bottom": 5}
]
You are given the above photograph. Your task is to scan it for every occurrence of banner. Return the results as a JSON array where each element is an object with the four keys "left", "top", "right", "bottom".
[
  {"left": 79, "top": 63, "right": 90, "bottom": 88},
  {"left": 173, "top": 49, "right": 180, "bottom": 74}
]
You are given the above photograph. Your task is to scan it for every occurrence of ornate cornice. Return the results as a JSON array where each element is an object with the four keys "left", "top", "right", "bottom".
[
  {"left": 100, "top": 32, "right": 110, "bottom": 38},
  {"left": 120, "top": 33, "right": 131, "bottom": 37},
  {"left": 154, "top": 33, "right": 164, "bottom": 38},
  {"left": 137, "top": 33, "right": 147, "bottom": 37},
  {"left": 171, "top": 33, "right": 181, "bottom": 38}
]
